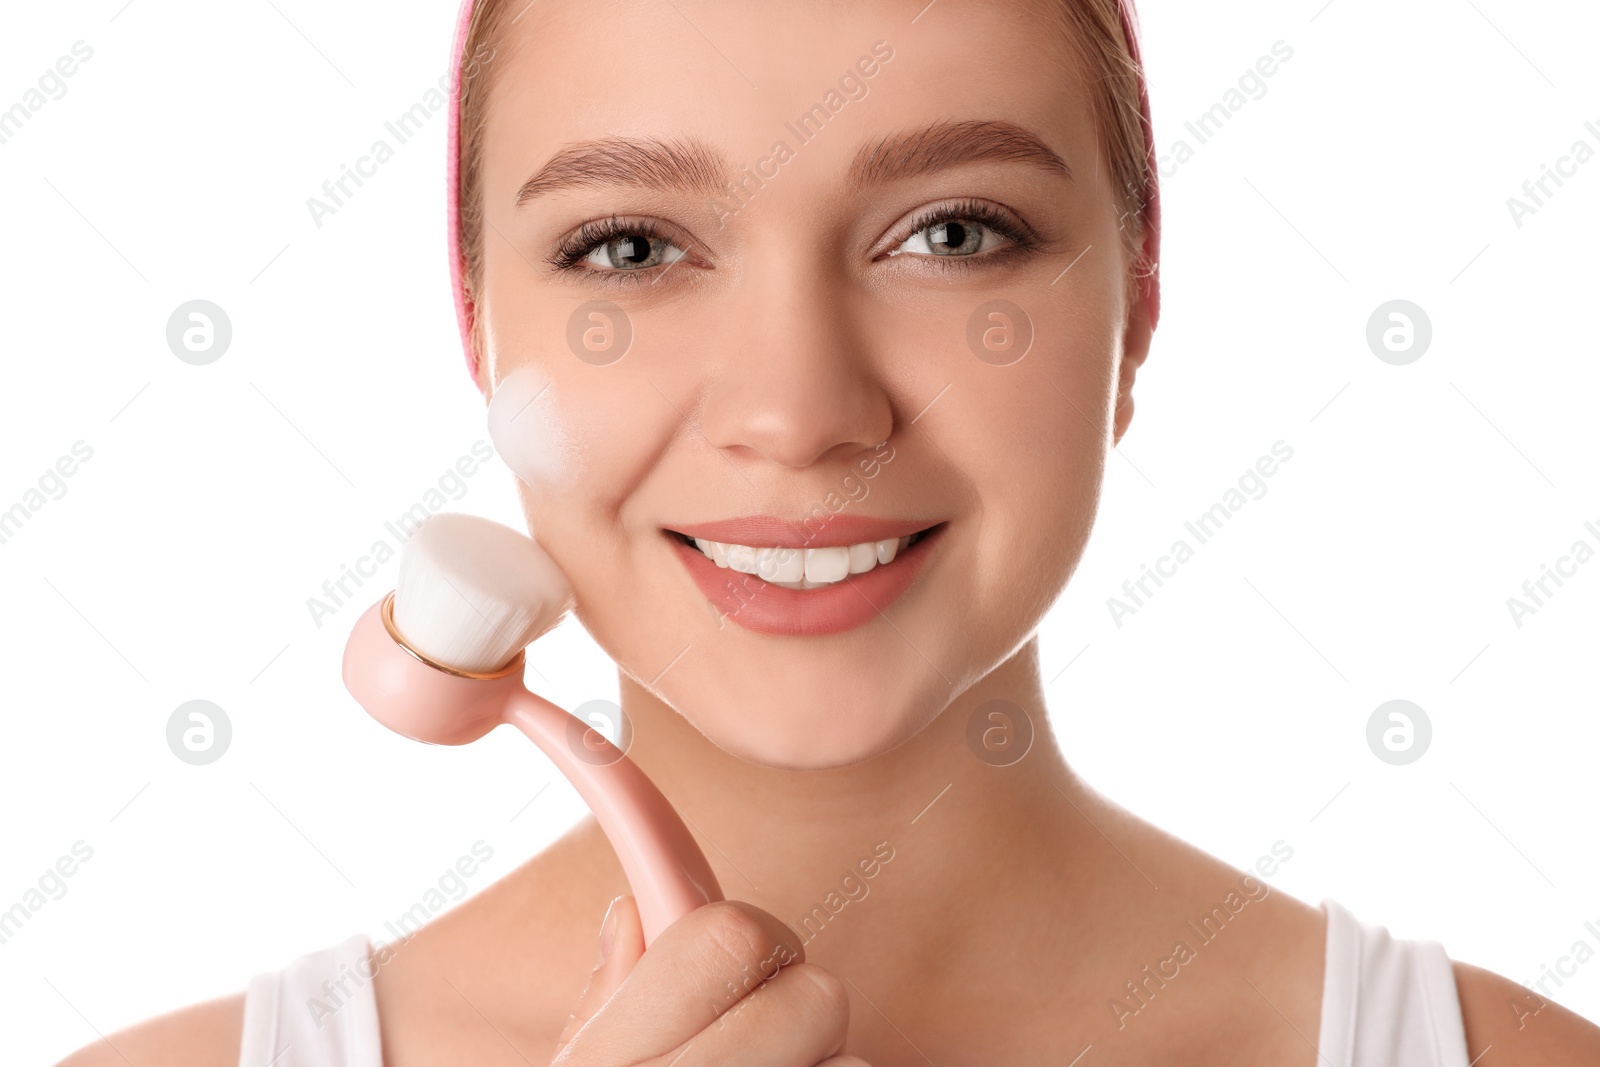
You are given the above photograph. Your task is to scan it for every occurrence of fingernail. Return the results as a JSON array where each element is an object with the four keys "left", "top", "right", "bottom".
[{"left": 597, "top": 895, "right": 622, "bottom": 966}]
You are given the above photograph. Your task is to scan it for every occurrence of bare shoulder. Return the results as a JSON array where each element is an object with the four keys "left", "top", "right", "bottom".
[
  {"left": 1081, "top": 791, "right": 1329, "bottom": 1064},
  {"left": 1454, "top": 959, "right": 1600, "bottom": 1064},
  {"left": 54, "top": 991, "right": 244, "bottom": 1067},
  {"left": 371, "top": 816, "right": 628, "bottom": 1065}
]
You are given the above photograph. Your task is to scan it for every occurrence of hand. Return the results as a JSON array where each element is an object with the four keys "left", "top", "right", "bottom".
[{"left": 552, "top": 895, "right": 872, "bottom": 1066}]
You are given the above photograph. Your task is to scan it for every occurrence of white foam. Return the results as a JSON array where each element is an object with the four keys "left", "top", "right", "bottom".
[{"left": 486, "top": 365, "right": 582, "bottom": 488}]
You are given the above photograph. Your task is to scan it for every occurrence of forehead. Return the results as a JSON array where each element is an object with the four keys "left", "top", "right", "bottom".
[{"left": 480, "top": 0, "right": 1101, "bottom": 205}]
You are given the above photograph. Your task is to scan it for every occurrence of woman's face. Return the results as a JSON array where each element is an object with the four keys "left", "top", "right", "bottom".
[{"left": 475, "top": 0, "right": 1150, "bottom": 769}]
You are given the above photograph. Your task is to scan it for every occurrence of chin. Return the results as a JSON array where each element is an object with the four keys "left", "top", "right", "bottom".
[{"left": 678, "top": 681, "right": 934, "bottom": 771}]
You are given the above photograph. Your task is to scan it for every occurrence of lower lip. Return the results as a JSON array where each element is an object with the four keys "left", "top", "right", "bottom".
[{"left": 667, "top": 526, "right": 944, "bottom": 637}]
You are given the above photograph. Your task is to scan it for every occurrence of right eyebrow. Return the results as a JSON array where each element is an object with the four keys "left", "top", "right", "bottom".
[{"left": 515, "top": 136, "right": 731, "bottom": 205}]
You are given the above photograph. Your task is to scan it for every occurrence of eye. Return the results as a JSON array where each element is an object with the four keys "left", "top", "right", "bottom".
[
  {"left": 549, "top": 216, "right": 693, "bottom": 282},
  {"left": 895, "top": 218, "right": 1002, "bottom": 257},
  {"left": 886, "top": 199, "right": 1038, "bottom": 262},
  {"left": 582, "top": 233, "right": 688, "bottom": 271}
]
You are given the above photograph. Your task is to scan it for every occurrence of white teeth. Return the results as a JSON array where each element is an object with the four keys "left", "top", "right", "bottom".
[
  {"left": 684, "top": 531, "right": 929, "bottom": 588},
  {"left": 724, "top": 543, "right": 757, "bottom": 574},
  {"left": 756, "top": 546, "right": 805, "bottom": 582},
  {"left": 804, "top": 546, "right": 850, "bottom": 583}
]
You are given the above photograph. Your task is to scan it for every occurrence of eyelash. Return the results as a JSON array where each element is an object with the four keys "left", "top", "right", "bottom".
[
  {"left": 894, "top": 199, "right": 1039, "bottom": 264},
  {"left": 547, "top": 215, "right": 679, "bottom": 278},
  {"left": 546, "top": 199, "right": 1039, "bottom": 284}
]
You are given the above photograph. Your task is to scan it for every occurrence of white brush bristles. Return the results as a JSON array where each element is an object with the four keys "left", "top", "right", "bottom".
[{"left": 393, "top": 513, "right": 575, "bottom": 674}]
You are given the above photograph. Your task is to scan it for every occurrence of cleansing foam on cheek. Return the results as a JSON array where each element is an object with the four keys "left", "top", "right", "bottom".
[{"left": 487, "top": 365, "right": 583, "bottom": 489}]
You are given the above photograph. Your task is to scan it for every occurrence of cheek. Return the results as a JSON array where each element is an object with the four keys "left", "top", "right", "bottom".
[
  {"left": 948, "top": 317, "right": 1114, "bottom": 610},
  {"left": 483, "top": 346, "right": 683, "bottom": 585},
  {"left": 485, "top": 355, "right": 675, "bottom": 526}
]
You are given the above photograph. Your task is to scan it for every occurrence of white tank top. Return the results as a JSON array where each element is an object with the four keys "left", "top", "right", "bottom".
[{"left": 237, "top": 898, "right": 1471, "bottom": 1066}]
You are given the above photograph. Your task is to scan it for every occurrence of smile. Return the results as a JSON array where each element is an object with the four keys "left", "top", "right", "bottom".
[
  {"left": 663, "top": 516, "right": 946, "bottom": 637},
  {"left": 672, "top": 528, "right": 932, "bottom": 589}
]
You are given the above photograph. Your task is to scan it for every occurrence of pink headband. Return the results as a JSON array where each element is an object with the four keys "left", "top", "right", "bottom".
[{"left": 446, "top": 0, "right": 1161, "bottom": 383}]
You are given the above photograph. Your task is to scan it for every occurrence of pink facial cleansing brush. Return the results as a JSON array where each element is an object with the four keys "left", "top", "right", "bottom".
[{"left": 341, "top": 513, "right": 723, "bottom": 945}]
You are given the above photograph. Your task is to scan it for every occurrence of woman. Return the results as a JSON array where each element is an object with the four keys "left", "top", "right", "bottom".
[{"left": 61, "top": 0, "right": 1600, "bottom": 1063}]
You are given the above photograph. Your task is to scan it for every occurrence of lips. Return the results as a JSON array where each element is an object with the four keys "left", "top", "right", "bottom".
[{"left": 664, "top": 517, "right": 946, "bottom": 637}]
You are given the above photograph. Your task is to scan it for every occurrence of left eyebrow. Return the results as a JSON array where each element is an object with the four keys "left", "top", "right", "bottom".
[
  {"left": 848, "top": 119, "right": 1073, "bottom": 187},
  {"left": 513, "top": 118, "right": 1071, "bottom": 206}
]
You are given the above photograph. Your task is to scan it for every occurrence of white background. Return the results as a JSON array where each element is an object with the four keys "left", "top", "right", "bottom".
[{"left": 2, "top": 0, "right": 1596, "bottom": 1062}]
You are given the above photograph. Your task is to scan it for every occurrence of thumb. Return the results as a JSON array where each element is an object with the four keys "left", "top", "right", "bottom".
[{"left": 556, "top": 894, "right": 645, "bottom": 1047}]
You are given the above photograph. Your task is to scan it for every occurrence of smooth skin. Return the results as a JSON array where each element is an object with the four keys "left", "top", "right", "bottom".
[{"left": 60, "top": 0, "right": 1600, "bottom": 1063}]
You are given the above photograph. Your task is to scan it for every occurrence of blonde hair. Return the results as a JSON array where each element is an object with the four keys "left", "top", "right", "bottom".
[{"left": 455, "top": 0, "right": 1154, "bottom": 358}]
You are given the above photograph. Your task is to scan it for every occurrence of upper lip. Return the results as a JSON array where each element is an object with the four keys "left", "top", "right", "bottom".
[{"left": 665, "top": 515, "right": 941, "bottom": 549}]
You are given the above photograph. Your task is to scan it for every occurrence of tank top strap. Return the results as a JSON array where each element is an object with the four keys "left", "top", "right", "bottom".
[
  {"left": 1317, "top": 898, "right": 1471, "bottom": 1067},
  {"left": 238, "top": 933, "right": 383, "bottom": 1067}
]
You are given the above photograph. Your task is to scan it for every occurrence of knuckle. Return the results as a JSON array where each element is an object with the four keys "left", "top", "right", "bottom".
[
  {"left": 789, "top": 962, "right": 851, "bottom": 1023},
  {"left": 695, "top": 902, "right": 775, "bottom": 975}
]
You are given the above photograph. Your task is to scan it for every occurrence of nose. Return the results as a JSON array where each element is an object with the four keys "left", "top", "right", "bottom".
[{"left": 697, "top": 258, "right": 894, "bottom": 470}]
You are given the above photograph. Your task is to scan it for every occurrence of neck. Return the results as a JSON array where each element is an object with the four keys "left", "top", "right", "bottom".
[{"left": 608, "top": 637, "right": 1099, "bottom": 979}]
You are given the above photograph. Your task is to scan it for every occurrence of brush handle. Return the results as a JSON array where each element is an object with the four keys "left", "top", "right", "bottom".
[
  {"left": 504, "top": 689, "right": 724, "bottom": 945},
  {"left": 342, "top": 595, "right": 723, "bottom": 944}
]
